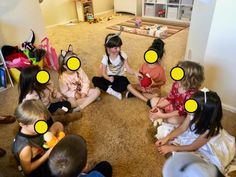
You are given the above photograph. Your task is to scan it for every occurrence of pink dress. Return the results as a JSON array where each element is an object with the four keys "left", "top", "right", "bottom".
[{"left": 59, "top": 68, "right": 90, "bottom": 99}]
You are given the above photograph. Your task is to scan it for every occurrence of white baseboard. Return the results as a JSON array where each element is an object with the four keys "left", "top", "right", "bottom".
[
  {"left": 222, "top": 103, "right": 236, "bottom": 113},
  {"left": 94, "top": 9, "right": 114, "bottom": 16},
  {"left": 46, "top": 18, "right": 78, "bottom": 29}
]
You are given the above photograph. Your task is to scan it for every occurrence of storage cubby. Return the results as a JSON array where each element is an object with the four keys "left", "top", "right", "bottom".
[{"left": 142, "top": 0, "right": 194, "bottom": 22}]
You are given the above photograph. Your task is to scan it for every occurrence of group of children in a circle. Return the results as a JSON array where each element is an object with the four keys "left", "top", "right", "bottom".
[{"left": 12, "top": 33, "right": 235, "bottom": 177}]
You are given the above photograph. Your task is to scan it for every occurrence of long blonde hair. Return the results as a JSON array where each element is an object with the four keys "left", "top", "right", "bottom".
[
  {"left": 15, "top": 99, "right": 51, "bottom": 125},
  {"left": 178, "top": 60, "right": 204, "bottom": 90}
]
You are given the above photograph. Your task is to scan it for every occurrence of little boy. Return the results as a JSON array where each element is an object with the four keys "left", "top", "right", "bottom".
[
  {"left": 12, "top": 99, "right": 64, "bottom": 177},
  {"left": 49, "top": 134, "right": 112, "bottom": 177}
]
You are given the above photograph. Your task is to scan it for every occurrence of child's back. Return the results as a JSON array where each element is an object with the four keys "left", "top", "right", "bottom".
[{"left": 49, "top": 134, "right": 112, "bottom": 177}]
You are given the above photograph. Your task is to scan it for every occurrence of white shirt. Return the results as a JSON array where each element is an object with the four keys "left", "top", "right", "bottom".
[{"left": 101, "top": 51, "right": 127, "bottom": 76}]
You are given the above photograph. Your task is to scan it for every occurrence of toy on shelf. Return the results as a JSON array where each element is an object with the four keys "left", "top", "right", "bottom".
[
  {"left": 43, "top": 131, "right": 65, "bottom": 149},
  {"left": 135, "top": 17, "right": 142, "bottom": 28},
  {"left": 86, "top": 13, "right": 94, "bottom": 23},
  {"left": 158, "top": 9, "right": 166, "bottom": 17}
]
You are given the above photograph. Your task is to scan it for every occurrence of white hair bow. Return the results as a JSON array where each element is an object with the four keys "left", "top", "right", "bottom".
[
  {"left": 105, "top": 32, "right": 121, "bottom": 44},
  {"left": 201, "top": 87, "right": 209, "bottom": 103}
]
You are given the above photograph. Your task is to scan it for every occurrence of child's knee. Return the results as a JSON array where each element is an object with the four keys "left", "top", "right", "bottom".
[
  {"left": 95, "top": 87, "right": 101, "bottom": 96},
  {"left": 50, "top": 122, "right": 64, "bottom": 136}
]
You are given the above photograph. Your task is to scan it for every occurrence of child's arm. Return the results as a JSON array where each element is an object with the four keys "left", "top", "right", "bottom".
[
  {"left": 155, "top": 115, "right": 191, "bottom": 146},
  {"left": 101, "top": 64, "right": 114, "bottom": 82},
  {"left": 124, "top": 60, "right": 142, "bottom": 78},
  {"left": 59, "top": 76, "right": 76, "bottom": 98},
  {"left": 19, "top": 146, "right": 52, "bottom": 175},
  {"left": 157, "top": 131, "right": 210, "bottom": 155},
  {"left": 149, "top": 108, "right": 179, "bottom": 120},
  {"left": 78, "top": 68, "right": 90, "bottom": 98}
]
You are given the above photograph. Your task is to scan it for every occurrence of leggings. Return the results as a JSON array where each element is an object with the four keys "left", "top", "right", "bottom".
[
  {"left": 88, "top": 161, "right": 112, "bottom": 177},
  {"left": 92, "top": 75, "right": 130, "bottom": 93},
  {"left": 48, "top": 101, "right": 71, "bottom": 113}
]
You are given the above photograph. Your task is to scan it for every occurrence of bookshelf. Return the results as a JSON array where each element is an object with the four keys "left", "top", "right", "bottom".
[
  {"left": 142, "top": 0, "right": 194, "bottom": 22},
  {"left": 75, "top": 0, "right": 94, "bottom": 22},
  {"left": 0, "top": 48, "right": 14, "bottom": 92}
]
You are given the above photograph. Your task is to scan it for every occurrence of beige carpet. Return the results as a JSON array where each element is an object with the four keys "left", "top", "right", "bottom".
[{"left": 0, "top": 14, "right": 236, "bottom": 177}]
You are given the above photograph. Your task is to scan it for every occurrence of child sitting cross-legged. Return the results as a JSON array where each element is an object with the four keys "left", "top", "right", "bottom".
[
  {"left": 12, "top": 99, "right": 64, "bottom": 177},
  {"left": 156, "top": 91, "right": 236, "bottom": 175},
  {"left": 58, "top": 45, "right": 101, "bottom": 112},
  {"left": 49, "top": 134, "right": 112, "bottom": 177}
]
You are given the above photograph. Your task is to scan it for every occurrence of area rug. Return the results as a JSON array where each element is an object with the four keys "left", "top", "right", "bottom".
[{"left": 107, "top": 18, "right": 189, "bottom": 39}]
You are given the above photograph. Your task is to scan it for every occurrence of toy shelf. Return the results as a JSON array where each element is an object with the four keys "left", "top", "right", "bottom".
[
  {"left": 142, "top": 0, "right": 194, "bottom": 22},
  {"left": 75, "top": 0, "right": 94, "bottom": 22}
]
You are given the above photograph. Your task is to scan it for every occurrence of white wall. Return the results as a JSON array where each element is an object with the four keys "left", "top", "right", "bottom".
[
  {"left": 40, "top": 0, "right": 114, "bottom": 27},
  {"left": 93, "top": 0, "right": 114, "bottom": 15},
  {"left": 204, "top": 0, "right": 236, "bottom": 111},
  {"left": 186, "top": 0, "right": 236, "bottom": 112},
  {"left": 40, "top": 0, "right": 77, "bottom": 27},
  {"left": 185, "top": 0, "right": 216, "bottom": 63},
  {"left": 0, "top": 0, "right": 46, "bottom": 46}
]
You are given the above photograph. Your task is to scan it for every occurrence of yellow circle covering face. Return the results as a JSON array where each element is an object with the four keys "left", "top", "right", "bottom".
[
  {"left": 34, "top": 120, "right": 48, "bottom": 134},
  {"left": 36, "top": 70, "right": 50, "bottom": 84},
  {"left": 66, "top": 57, "right": 81, "bottom": 71},
  {"left": 185, "top": 99, "right": 198, "bottom": 113},
  {"left": 144, "top": 50, "right": 159, "bottom": 64},
  {"left": 170, "top": 66, "right": 184, "bottom": 81}
]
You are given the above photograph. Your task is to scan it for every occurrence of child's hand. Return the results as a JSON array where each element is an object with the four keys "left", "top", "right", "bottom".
[
  {"left": 135, "top": 72, "right": 143, "bottom": 79},
  {"left": 75, "top": 91, "right": 81, "bottom": 99},
  {"left": 157, "top": 145, "right": 176, "bottom": 155},
  {"left": 155, "top": 137, "right": 169, "bottom": 147},
  {"left": 149, "top": 110, "right": 158, "bottom": 121},
  {"left": 149, "top": 108, "right": 163, "bottom": 121},
  {"left": 108, "top": 76, "right": 114, "bottom": 83}
]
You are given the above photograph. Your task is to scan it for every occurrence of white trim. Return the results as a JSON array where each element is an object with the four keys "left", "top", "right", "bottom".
[
  {"left": 222, "top": 103, "right": 236, "bottom": 113},
  {"left": 94, "top": 9, "right": 114, "bottom": 16},
  {"left": 45, "top": 18, "right": 78, "bottom": 29}
]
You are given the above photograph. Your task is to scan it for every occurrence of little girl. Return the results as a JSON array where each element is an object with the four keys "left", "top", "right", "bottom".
[
  {"left": 156, "top": 90, "right": 235, "bottom": 174},
  {"left": 127, "top": 38, "right": 166, "bottom": 101},
  {"left": 58, "top": 45, "right": 100, "bottom": 112},
  {"left": 18, "top": 65, "right": 82, "bottom": 124},
  {"left": 92, "top": 33, "right": 147, "bottom": 101},
  {"left": 12, "top": 99, "right": 64, "bottom": 177},
  {"left": 19, "top": 65, "right": 71, "bottom": 114},
  {"left": 149, "top": 60, "right": 204, "bottom": 139}
]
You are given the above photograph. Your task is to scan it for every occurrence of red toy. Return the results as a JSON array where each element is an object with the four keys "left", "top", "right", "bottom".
[{"left": 140, "top": 73, "right": 152, "bottom": 88}]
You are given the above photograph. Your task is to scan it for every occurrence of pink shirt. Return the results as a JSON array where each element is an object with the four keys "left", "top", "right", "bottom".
[
  {"left": 23, "top": 81, "right": 63, "bottom": 108},
  {"left": 59, "top": 68, "right": 90, "bottom": 98}
]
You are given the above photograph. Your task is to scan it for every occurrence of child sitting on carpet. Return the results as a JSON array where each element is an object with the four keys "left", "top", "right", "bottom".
[
  {"left": 149, "top": 61, "right": 204, "bottom": 139},
  {"left": 156, "top": 91, "right": 235, "bottom": 175},
  {"left": 12, "top": 100, "right": 64, "bottom": 177},
  {"left": 126, "top": 38, "right": 166, "bottom": 102},
  {"left": 92, "top": 32, "right": 147, "bottom": 101},
  {"left": 49, "top": 134, "right": 112, "bottom": 177},
  {"left": 18, "top": 65, "right": 82, "bottom": 124},
  {"left": 19, "top": 65, "right": 71, "bottom": 114},
  {"left": 58, "top": 45, "right": 101, "bottom": 112}
]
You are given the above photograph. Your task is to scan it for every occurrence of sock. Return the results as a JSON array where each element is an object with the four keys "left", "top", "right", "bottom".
[
  {"left": 147, "top": 99, "right": 152, "bottom": 108},
  {"left": 106, "top": 87, "right": 122, "bottom": 100}
]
